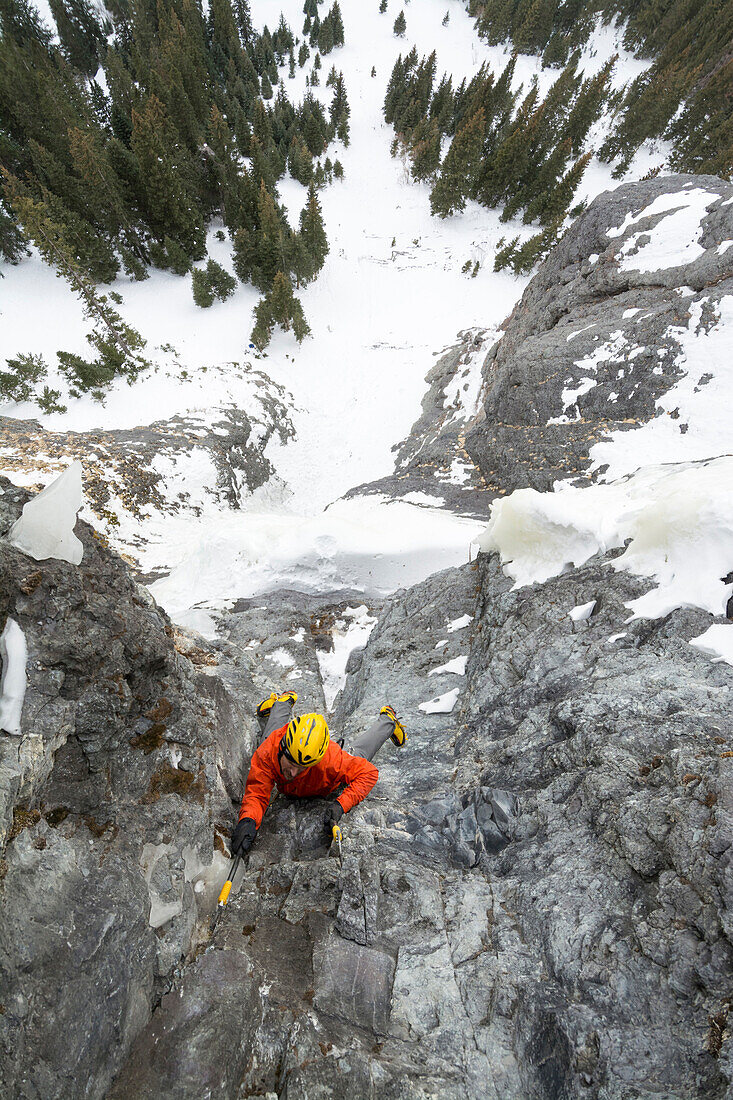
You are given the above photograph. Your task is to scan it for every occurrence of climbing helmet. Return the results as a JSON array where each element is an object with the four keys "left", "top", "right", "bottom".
[{"left": 284, "top": 713, "right": 330, "bottom": 767}]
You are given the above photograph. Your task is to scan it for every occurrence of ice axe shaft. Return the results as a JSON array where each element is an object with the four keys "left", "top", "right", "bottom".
[
  {"left": 212, "top": 854, "right": 241, "bottom": 929},
  {"left": 332, "top": 823, "right": 343, "bottom": 867}
]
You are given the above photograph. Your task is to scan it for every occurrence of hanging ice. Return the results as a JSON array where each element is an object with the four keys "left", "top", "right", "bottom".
[
  {"left": 0, "top": 618, "right": 27, "bottom": 736},
  {"left": 8, "top": 462, "right": 84, "bottom": 565}
]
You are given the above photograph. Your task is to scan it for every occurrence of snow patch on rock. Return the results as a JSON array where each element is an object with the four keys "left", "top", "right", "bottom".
[{"left": 419, "top": 688, "right": 461, "bottom": 714}]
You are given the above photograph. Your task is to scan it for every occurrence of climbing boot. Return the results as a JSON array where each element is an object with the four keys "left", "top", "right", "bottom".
[
  {"left": 256, "top": 692, "right": 278, "bottom": 719},
  {"left": 381, "top": 705, "right": 406, "bottom": 747},
  {"left": 257, "top": 690, "right": 298, "bottom": 720}
]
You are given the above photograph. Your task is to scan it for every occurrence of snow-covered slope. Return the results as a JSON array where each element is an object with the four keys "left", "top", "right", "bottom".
[{"left": 0, "top": 1, "right": 670, "bottom": 626}]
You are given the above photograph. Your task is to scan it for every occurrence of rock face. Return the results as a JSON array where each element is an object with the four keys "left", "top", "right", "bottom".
[
  {"left": 0, "top": 476, "right": 265, "bottom": 1098},
  {"left": 108, "top": 556, "right": 733, "bottom": 1099},
  {"left": 347, "top": 327, "right": 495, "bottom": 515},
  {"left": 461, "top": 173, "right": 733, "bottom": 493}
]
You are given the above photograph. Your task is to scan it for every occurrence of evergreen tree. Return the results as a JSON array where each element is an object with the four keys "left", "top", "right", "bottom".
[
  {"left": 379, "top": 0, "right": 387, "bottom": 11},
  {"left": 393, "top": 10, "right": 406, "bottom": 36},
  {"left": 48, "top": 0, "right": 106, "bottom": 76},
  {"left": 261, "top": 70, "right": 273, "bottom": 99},
  {"left": 298, "top": 182, "right": 328, "bottom": 280},
  {"left": 329, "top": 1, "right": 344, "bottom": 47},
  {"left": 130, "top": 94, "right": 205, "bottom": 260},
  {"left": 410, "top": 119, "right": 441, "bottom": 181},
  {"left": 318, "top": 16, "right": 334, "bottom": 54},
  {"left": 234, "top": 0, "right": 253, "bottom": 44},
  {"left": 251, "top": 271, "right": 310, "bottom": 349},
  {"left": 430, "top": 108, "right": 484, "bottom": 217},
  {"left": 192, "top": 265, "right": 215, "bottom": 306}
]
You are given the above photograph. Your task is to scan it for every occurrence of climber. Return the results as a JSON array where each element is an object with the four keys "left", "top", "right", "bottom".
[{"left": 230, "top": 691, "right": 405, "bottom": 858}]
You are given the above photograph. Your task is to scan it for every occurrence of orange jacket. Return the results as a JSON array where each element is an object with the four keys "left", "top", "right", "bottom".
[{"left": 238, "top": 723, "right": 379, "bottom": 827}]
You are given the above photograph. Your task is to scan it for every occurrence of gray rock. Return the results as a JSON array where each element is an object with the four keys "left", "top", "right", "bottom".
[
  {"left": 0, "top": 477, "right": 265, "bottom": 1098},
  {"left": 465, "top": 173, "right": 733, "bottom": 492}
]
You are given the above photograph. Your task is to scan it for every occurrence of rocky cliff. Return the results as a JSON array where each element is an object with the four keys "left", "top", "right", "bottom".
[{"left": 1, "top": 175, "right": 732, "bottom": 1099}]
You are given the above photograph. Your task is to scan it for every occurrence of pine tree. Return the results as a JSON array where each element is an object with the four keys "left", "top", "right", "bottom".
[
  {"left": 379, "top": 0, "right": 387, "bottom": 11},
  {"left": 318, "top": 16, "right": 334, "bottom": 54},
  {"left": 3, "top": 171, "right": 149, "bottom": 388},
  {"left": 330, "top": 1, "right": 344, "bottom": 46},
  {"left": 251, "top": 271, "right": 310, "bottom": 349},
  {"left": 48, "top": 0, "right": 105, "bottom": 76},
  {"left": 260, "top": 71, "right": 273, "bottom": 99},
  {"left": 298, "top": 182, "right": 328, "bottom": 280},
  {"left": 393, "top": 10, "right": 406, "bottom": 36},
  {"left": 130, "top": 93, "right": 205, "bottom": 260},
  {"left": 192, "top": 265, "right": 215, "bottom": 306},
  {"left": 430, "top": 108, "right": 484, "bottom": 217},
  {"left": 410, "top": 119, "right": 441, "bottom": 181}
]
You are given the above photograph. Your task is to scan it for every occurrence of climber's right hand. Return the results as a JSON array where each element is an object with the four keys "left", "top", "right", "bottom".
[{"left": 231, "top": 816, "right": 257, "bottom": 857}]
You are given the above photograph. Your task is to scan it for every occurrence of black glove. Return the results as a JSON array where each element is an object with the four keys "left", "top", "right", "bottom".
[
  {"left": 231, "top": 817, "right": 256, "bottom": 856},
  {"left": 324, "top": 801, "right": 344, "bottom": 838}
]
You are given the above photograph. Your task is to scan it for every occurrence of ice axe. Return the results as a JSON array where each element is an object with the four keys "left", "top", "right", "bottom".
[
  {"left": 211, "top": 854, "right": 241, "bottom": 931},
  {"left": 332, "top": 822, "right": 343, "bottom": 868}
]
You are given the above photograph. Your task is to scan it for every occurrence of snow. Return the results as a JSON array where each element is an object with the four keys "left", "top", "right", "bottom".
[
  {"left": 606, "top": 187, "right": 722, "bottom": 273},
  {"left": 478, "top": 456, "right": 733, "bottom": 622},
  {"left": 428, "top": 655, "right": 468, "bottom": 676},
  {"left": 590, "top": 297, "right": 733, "bottom": 479},
  {"left": 146, "top": 494, "right": 483, "bottom": 619},
  {"left": 690, "top": 625, "right": 733, "bottom": 668},
  {"left": 608, "top": 632, "right": 627, "bottom": 643},
  {"left": 434, "top": 639, "right": 448, "bottom": 649},
  {"left": 419, "top": 687, "right": 461, "bottom": 714},
  {"left": 569, "top": 600, "right": 596, "bottom": 623},
  {"left": 447, "top": 614, "right": 472, "bottom": 633},
  {"left": 0, "top": 0, "right": 690, "bottom": 630},
  {"left": 267, "top": 648, "right": 297, "bottom": 669},
  {"left": 315, "top": 605, "right": 378, "bottom": 710},
  {"left": 0, "top": 618, "right": 27, "bottom": 736},
  {"left": 9, "top": 463, "right": 84, "bottom": 565}
]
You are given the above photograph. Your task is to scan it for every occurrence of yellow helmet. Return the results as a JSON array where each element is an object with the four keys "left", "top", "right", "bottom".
[{"left": 284, "top": 713, "right": 330, "bottom": 767}]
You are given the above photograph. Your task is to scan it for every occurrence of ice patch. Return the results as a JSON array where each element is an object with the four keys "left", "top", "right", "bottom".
[
  {"left": 429, "top": 655, "right": 468, "bottom": 676},
  {"left": 9, "top": 462, "right": 83, "bottom": 565},
  {"left": 566, "top": 324, "right": 597, "bottom": 343},
  {"left": 608, "top": 632, "right": 627, "bottom": 643},
  {"left": 435, "top": 639, "right": 448, "bottom": 649},
  {"left": 622, "top": 308, "right": 641, "bottom": 319},
  {"left": 419, "top": 687, "right": 460, "bottom": 714},
  {"left": 0, "top": 618, "right": 27, "bottom": 736},
  {"left": 476, "top": 457, "right": 733, "bottom": 621},
  {"left": 716, "top": 241, "right": 733, "bottom": 255}
]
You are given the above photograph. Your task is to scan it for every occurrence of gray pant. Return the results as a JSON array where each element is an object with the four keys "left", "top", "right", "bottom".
[{"left": 258, "top": 698, "right": 395, "bottom": 762}]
